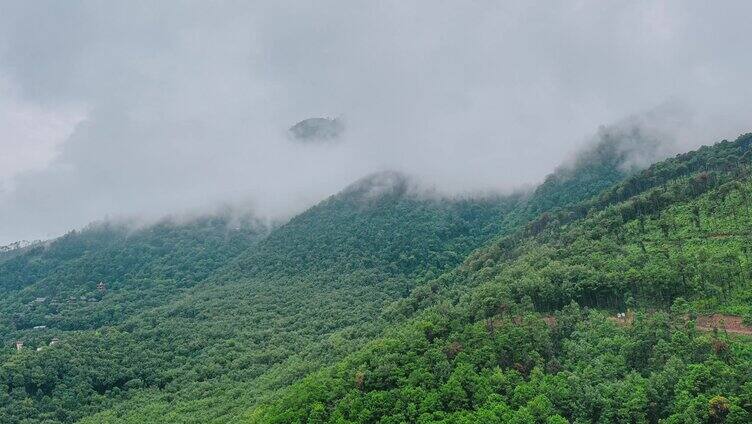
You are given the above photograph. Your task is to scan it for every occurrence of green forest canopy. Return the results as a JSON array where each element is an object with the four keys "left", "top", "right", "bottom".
[{"left": 1, "top": 133, "right": 751, "bottom": 423}]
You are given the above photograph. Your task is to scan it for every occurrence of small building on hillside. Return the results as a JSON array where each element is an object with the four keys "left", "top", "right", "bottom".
[
  {"left": 33, "top": 325, "right": 47, "bottom": 330},
  {"left": 49, "top": 337, "right": 60, "bottom": 346},
  {"left": 14, "top": 341, "right": 23, "bottom": 350},
  {"left": 97, "top": 282, "right": 107, "bottom": 292}
]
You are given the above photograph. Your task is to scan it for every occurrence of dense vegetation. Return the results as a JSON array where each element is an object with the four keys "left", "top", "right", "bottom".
[
  {"left": 0, "top": 172, "right": 533, "bottom": 423},
  {"left": 0, "top": 215, "right": 268, "bottom": 334},
  {"left": 252, "top": 134, "right": 752, "bottom": 423},
  {"left": 254, "top": 306, "right": 752, "bottom": 424},
  {"left": 0, "top": 215, "right": 269, "bottom": 422},
  {"left": 72, "top": 175, "right": 532, "bottom": 424},
  {"left": 3, "top": 132, "right": 751, "bottom": 423}
]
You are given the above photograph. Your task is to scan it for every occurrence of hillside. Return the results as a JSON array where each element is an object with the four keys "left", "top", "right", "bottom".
[
  {"left": 251, "top": 134, "right": 752, "bottom": 423},
  {"left": 68, "top": 135, "right": 673, "bottom": 423},
  {"left": 0, "top": 131, "right": 712, "bottom": 424},
  {"left": 3, "top": 3, "right": 749, "bottom": 424},
  {"left": 67, "top": 175, "right": 526, "bottom": 424},
  {"left": 0, "top": 215, "right": 268, "bottom": 334},
  {"left": 0, "top": 215, "right": 269, "bottom": 422},
  {"left": 1, "top": 173, "right": 527, "bottom": 423}
]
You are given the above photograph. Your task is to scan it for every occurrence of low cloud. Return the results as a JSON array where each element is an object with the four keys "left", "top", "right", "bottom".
[{"left": 0, "top": 1, "right": 751, "bottom": 243}]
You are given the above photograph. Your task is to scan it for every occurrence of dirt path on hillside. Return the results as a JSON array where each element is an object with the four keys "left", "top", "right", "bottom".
[
  {"left": 544, "top": 313, "right": 752, "bottom": 335},
  {"left": 695, "top": 314, "right": 752, "bottom": 335}
]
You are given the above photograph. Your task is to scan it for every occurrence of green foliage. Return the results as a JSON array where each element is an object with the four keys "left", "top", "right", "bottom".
[
  {"left": 0, "top": 215, "right": 268, "bottom": 331},
  {"left": 0, "top": 214, "right": 269, "bottom": 422},
  {"left": 4, "top": 133, "right": 752, "bottom": 423},
  {"left": 0, "top": 173, "right": 525, "bottom": 423},
  {"left": 253, "top": 134, "right": 752, "bottom": 423}
]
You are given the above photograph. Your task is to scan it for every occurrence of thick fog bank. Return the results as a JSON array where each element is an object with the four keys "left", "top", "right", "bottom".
[{"left": 1, "top": 1, "right": 750, "bottom": 243}]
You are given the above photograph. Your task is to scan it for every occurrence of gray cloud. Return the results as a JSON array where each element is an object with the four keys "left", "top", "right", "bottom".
[{"left": 1, "top": 1, "right": 751, "bottom": 243}]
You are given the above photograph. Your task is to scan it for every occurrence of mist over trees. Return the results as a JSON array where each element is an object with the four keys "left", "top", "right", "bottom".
[
  {"left": 2, "top": 133, "right": 752, "bottom": 423},
  {"left": 2, "top": 2, "right": 752, "bottom": 424},
  {"left": 2, "top": 2, "right": 752, "bottom": 243}
]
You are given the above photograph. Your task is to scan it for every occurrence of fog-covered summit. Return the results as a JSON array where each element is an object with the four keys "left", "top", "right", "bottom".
[{"left": 288, "top": 117, "right": 344, "bottom": 143}]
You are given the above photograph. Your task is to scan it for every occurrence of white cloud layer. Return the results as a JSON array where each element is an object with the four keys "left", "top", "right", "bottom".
[{"left": 1, "top": 1, "right": 751, "bottom": 243}]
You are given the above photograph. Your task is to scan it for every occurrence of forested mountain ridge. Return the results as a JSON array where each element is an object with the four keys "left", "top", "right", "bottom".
[
  {"left": 0, "top": 241, "right": 41, "bottom": 264},
  {"left": 1, "top": 131, "right": 728, "bottom": 424},
  {"left": 0, "top": 215, "right": 269, "bottom": 334},
  {"left": 230, "top": 171, "right": 522, "bottom": 280},
  {"left": 0, "top": 214, "right": 272, "bottom": 423},
  {"left": 70, "top": 135, "right": 688, "bottom": 423},
  {"left": 83, "top": 132, "right": 682, "bottom": 424},
  {"left": 0, "top": 169, "right": 532, "bottom": 423},
  {"left": 69, "top": 174, "right": 528, "bottom": 424},
  {"left": 496, "top": 124, "right": 676, "bottom": 234},
  {"left": 251, "top": 134, "right": 752, "bottom": 423}
]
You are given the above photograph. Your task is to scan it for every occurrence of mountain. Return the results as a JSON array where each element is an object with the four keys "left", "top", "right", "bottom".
[
  {"left": 68, "top": 135, "right": 676, "bottom": 423},
  {"left": 0, "top": 214, "right": 269, "bottom": 333},
  {"left": 68, "top": 173, "right": 527, "bottom": 424},
  {"left": 289, "top": 117, "right": 344, "bottom": 142},
  {"left": 251, "top": 134, "right": 752, "bottom": 423},
  {"left": 0, "top": 214, "right": 269, "bottom": 423},
  {"left": 4, "top": 130, "right": 744, "bottom": 424},
  {"left": 0, "top": 171, "right": 527, "bottom": 423},
  {"left": 0, "top": 240, "right": 39, "bottom": 261},
  {"left": 502, "top": 121, "right": 677, "bottom": 230}
]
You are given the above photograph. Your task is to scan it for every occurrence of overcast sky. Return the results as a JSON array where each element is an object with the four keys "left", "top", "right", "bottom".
[{"left": 1, "top": 1, "right": 750, "bottom": 243}]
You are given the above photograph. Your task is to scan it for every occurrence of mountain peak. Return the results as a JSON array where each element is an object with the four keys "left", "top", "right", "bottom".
[
  {"left": 341, "top": 170, "right": 412, "bottom": 200},
  {"left": 288, "top": 117, "right": 344, "bottom": 143}
]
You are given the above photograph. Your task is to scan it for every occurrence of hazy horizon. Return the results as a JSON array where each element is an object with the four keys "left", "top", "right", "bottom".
[{"left": 2, "top": 1, "right": 751, "bottom": 243}]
